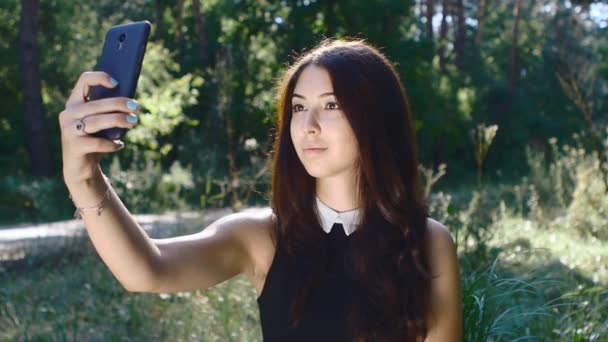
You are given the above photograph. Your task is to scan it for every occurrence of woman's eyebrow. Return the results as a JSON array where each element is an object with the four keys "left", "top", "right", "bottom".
[{"left": 292, "top": 92, "right": 335, "bottom": 99}]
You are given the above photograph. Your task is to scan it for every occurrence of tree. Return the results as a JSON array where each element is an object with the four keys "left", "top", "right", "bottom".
[
  {"left": 509, "top": 0, "right": 522, "bottom": 103},
  {"left": 426, "top": 0, "right": 434, "bottom": 39},
  {"left": 439, "top": 0, "right": 450, "bottom": 73},
  {"left": 454, "top": 0, "right": 466, "bottom": 71},
  {"left": 491, "top": 0, "right": 522, "bottom": 126},
  {"left": 323, "top": 0, "right": 337, "bottom": 37},
  {"left": 192, "top": 0, "right": 208, "bottom": 66},
  {"left": 154, "top": 0, "right": 164, "bottom": 42},
  {"left": 175, "top": 0, "right": 185, "bottom": 65},
  {"left": 475, "top": 0, "right": 489, "bottom": 46},
  {"left": 19, "top": 0, "right": 52, "bottom": 177}
]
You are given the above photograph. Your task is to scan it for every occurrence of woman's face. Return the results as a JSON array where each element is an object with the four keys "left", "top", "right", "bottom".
[{"left": 290, "top": 65, "right": 359, "bottom": 179}]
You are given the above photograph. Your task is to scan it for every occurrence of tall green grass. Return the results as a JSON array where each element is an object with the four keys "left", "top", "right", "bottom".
[{"left": 0, "top": 224, "right": 262, "bottom": 341}]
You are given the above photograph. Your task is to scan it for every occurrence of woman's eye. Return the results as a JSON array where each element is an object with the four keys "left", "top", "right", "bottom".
[
  {"left": 326, "top": 102, "right": 340, "bottom": 110},
  {"left": 292, "top": 102, "right": 340, "bottom": 113}
]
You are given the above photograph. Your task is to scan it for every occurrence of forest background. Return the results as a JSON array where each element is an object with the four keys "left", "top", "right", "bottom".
[
  {"left": 0, "top": 0, "right": 607, "bottom": 340},
  {"left": 0, "top": 0, "right": 606, "bottom": 221}
]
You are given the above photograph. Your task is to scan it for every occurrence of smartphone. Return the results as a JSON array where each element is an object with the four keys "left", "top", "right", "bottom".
[{"left": 88, "top": 21, "right": 151, "bottom": 141}]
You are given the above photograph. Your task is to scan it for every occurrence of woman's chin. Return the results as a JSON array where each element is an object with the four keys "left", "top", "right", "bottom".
[{"left": 302, "top": 164, "right": 339, "bottom": 179}]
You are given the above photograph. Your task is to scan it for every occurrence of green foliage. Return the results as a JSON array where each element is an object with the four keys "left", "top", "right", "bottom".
[
  {"left": 131, "top": 41, "right": 204, "bottom": 150},
  {"left": 426, "top": 128, "right": 608, "bottom": 341},
  {"left": 107, "top": 157, "right": 195, "bottom": 214},
  {"left": 460, "top": 257, "right": 554, "bottom": 341},
  {"left": 0, "top": 224, "right": 262, "bottom": 341},
  {"left": 3, "top": 0, "right": 607, "bottom": 217},
  {"left": 524, "top": 128, "right": 608, "bottom": 240},
  {"left": 2, "top": 1, "right": 608, "bottom": 339},
  {"left": 562, "top": 149, "right": 608, "bottom": 239},
  {"left": 0, "top": 175, "right": 72, "bottom": 224}
]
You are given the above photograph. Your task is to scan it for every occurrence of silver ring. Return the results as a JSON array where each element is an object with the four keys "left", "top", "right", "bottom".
[{"left": 74, "top": 118, "right": 88, "bottom": 134}]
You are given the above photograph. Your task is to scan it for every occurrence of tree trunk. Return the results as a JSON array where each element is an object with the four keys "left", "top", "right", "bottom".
[
  {"left": 289, "top": 0, "right": 305, "bottom": 52},
  {"left": 323, "top": 0, "right": 336, "bottom": 37},
  {"left": 154, "top": 0, "right": 164, "bottom": 41},
  {"left": 19, "top": 0, "right": 51, "bottom": 178},
  {"left": 224, "top": 82, "right": 239, "bottom": 210},
  {"left": 438, "top": 0, "right": 449, "bottom": 73},
  {"left": 382, "top": 14, "right": 399, "bottom": 38},
  {"left": 509, "top": 0, "right": 522, "bottom": 97},
  {"left": 426, "top": 0, "right": 434, "bottom": 39},
  {"left": 475, "top": 0, "right": 488, "bottom": 46},
  {"left": 192, "top": 0, "right": 208, "bottom": 67},
  {"left": 454, "top": 0, "right": 465, "bottom": 71},
  {"left": 175, "top": 0, "right": 185, "bottom": 65},
  {"left": 215, "top": 46, "right": 240, "bottom": 210},
  {"left": 493, "top": 0, "right": 522, "bottom": 125}
]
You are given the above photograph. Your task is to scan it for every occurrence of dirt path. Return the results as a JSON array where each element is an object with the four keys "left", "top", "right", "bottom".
[{"left": 0, "top": 208, "right": 244, "bottom": 262}]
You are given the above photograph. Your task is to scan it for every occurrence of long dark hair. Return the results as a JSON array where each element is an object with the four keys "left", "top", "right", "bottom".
[{"left": 269, "top": 37, "right": 432, "bottom": 341}]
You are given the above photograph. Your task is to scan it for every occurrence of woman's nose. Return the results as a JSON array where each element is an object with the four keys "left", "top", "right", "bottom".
[{"left": 302, "top": 110, "right": 320, "bottom": 134}]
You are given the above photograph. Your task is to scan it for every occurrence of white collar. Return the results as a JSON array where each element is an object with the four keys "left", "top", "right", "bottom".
[{"left": 314, "top": 196, "right": 361, "bottom": 236}]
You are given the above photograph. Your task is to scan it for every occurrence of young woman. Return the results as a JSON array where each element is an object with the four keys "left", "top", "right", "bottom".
[{"left": 59, "top": 38, "right": 461, "bottom": 341}]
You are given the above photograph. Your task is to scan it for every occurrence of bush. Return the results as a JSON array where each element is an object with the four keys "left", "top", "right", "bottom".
[
  {"left": 562, "top": 152, "right": 608, "bottom": 240},
  {"left": 0, "top": 157, "right": 200, "bottom": 226},
  {"left": 106, "top": 156, "right": 196, "bottom": 215},
  {"left": 0, "top": 175, "right": 74, "bottom": 224},
  {"left": 524, "top": 128, "right": 608, "bottom": 240}
]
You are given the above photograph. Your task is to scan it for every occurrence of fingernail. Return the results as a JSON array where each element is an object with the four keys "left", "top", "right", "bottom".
[
  {"left": 126, "top": 99, "right": 138, "bottom": 110},
  {"left": 126, "top": 114, "right": 138, "bottom": 123},
  {"left": 110, "top": 77, "right": 119, "bottom": 86}
]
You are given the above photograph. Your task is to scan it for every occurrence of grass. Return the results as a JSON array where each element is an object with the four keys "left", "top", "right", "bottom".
[
  {"left": 0, "top": 223, "right": 263, "bottom": 341},
  {"left": 2, "top": 207, "right": 606, "bottom": 341},
  {"left": 489, "top": 216, "right": 608, "bottom": 284},
  {"left": 459, "top": 239, "right": 608, "bottom": 341}
]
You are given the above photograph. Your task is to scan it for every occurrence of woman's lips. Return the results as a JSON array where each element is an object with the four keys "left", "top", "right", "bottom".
[{"left": 303, "top": 148, "right": 327, "bottom": 154}]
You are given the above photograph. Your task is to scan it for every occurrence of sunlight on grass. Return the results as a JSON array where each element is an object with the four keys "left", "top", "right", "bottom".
[{"left": 489, "top": 216, "right": 608, "bottom": 285}]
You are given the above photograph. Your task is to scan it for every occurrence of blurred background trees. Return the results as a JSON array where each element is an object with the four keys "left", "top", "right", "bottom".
[
  {"left": 0, "top": 0, "right": 606, "bottom": 223},
  {"left": 1, "top": 2, "right": 607, "bottom": 340}
]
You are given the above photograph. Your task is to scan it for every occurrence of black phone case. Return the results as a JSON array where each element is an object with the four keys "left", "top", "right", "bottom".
[{"left": 89, "top": 21, "right": 151, "bottom": 141}]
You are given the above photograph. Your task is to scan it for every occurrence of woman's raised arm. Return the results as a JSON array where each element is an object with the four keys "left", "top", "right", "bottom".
[{"left": 59, "top": 71, "right": 256, "bottom": 293}]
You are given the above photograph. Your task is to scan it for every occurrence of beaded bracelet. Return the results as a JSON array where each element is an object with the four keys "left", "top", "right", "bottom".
[{"left": 68, "top": 175, "right": 112, "bottom": 219}]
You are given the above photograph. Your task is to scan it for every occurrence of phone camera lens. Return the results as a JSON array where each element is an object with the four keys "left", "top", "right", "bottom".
[{"left": 119, "top": 33, "right": 126, "bottom": 42}]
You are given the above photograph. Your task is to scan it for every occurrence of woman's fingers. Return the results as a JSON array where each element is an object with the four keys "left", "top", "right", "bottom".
[
  {"left": 65, "top": 71, "right": 118, "bottom": 107},
  {"left": 62, "top": 112, "right": 138, "bottom": 136},
  {"left": 60, "top": 71, "right": 139, "bottom": 133},
  {"left": 75, "top": 135, "right": 126, "bottom": 154},
  {"left": 60, "top": 96, "right": 139, "bottom": 122}
]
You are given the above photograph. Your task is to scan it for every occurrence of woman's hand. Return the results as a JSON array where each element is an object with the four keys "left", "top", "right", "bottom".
[{"left": 59, "top": 71, "right": 139, "bottom": 186}]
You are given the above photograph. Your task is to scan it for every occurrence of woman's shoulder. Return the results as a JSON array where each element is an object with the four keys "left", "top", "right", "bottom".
[
  {"left": 425, "top": 217, "right": 454, "bottom": 246},
  {"left": 216, "top": 207, "right": 275, "bottom": 235},
  {"left": 226, "top": 207, "right": 276, "bottom": 248},
  {"left": 424, "top": 217, "right": 457, "bottom": 265},
  {"left": 424, "top": 217, "right": 462, "bottom": 337}
]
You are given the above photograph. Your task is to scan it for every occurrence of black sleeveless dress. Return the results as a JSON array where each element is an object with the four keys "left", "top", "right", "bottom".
[{"left": 257, "top": 223, "right": 356, "bottom": 341}]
